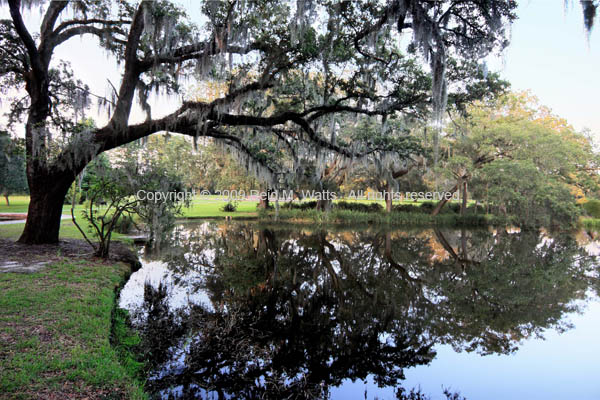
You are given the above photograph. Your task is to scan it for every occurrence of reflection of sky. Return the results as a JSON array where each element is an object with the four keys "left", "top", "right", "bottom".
[
  {"left": 120, "top": 222, "right": 600, "bottom": 399},
  {"left": 332, "top": 298, "right": 600, "bottom": 400},
  {"left": 119, "top": 259, "right": 214, "bottom": 319}
]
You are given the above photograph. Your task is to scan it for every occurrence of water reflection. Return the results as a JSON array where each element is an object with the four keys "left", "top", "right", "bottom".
[{"left": 120, "top": 223, "right": 598, "bottom": 399}]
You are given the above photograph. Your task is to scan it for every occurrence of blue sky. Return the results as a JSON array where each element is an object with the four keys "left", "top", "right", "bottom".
[{"left": 496, "top": 0, "right": 599, "bottom": 134}]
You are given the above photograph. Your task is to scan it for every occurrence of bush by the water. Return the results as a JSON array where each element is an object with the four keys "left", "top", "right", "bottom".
[
  {"left": 335, "top": 201, "right": 383, "bottom": 213},
  {"left": 418, "top": 201, "right": 437, "bottom": 213},
  {"left": 392, "top": 203, "right": 421, "bottom": 213},
  {"left": 281, "top": 200, "right": 319, "bottom": 210},
  {"left": 391, "top": 201, "right": 485, "bottom": 215},
  {"left": 583, "top": 199, "right": 600, "bottom": 218},
  {"left": 392, "top": 202, "right": 439, "bottom": 214}
]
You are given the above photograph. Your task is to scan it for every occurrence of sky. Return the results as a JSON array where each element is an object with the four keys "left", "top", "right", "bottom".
[
  {"left": 1, "top": 0, "right": 599, "bottom": 137},
  {"left": 496, "top": 0, "right": 600, "bottom": 135}
]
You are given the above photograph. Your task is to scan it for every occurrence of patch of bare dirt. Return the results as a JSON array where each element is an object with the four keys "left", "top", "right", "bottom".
[{"left": 0, "top": 239, "right": 140, "bottom": 273}]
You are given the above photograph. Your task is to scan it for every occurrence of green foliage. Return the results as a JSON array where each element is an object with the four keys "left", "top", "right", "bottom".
[
  {"left": 581, "top": 217, "right": 600, "bottom": 230},
  {"left": 74, "top": 153, "right": 189, "bottom": 257},
  {"left": 392, "top": 203, "right": 423, "bottom": 213},
  {"left": 441, "top": 92, "right": 595, "bottom": 227},
  {"left": 479, "top": 160, "right": 580, "bottom": 228},
  {"left": 391, "top": 201, "right": 472, "bottom": 215},
  {"left": 583, "top": 199, "right": 600, "bottom": 218},
  {"left": 281, "top": 200, "right": 319, "bottom": 210},
  {"left": 335, "top": 200, "right": 383, "bottom": 213},
  {"left": 221, "top": 201, "right": 239, "bottom": 212},
  {"left": 0, "top": 131, "right": 27, "bottom": 204},
  {"left": 74, "top": 168, "right": 139, "bottom": 258}
]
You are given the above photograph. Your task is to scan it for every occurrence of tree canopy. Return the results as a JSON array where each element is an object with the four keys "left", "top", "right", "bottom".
[
  {"left": 1, "top": 0, "right": 519, "bottom": 243},
  {"left": 1, "top": 0, "right": 597, "bottom": 242}
]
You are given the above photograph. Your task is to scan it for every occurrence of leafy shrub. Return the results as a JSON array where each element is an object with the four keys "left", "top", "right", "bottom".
[
  {"left": 281, "top": 200, "right": 319, "bottom": 210},
  {"left": 256, "top": 202, "right": 274, "bottom": 209},
  {"left": 335, "top": 201, "right": 383, "bottom": 212},
  {"left": 114, "top": 214, "right": 134, "bottom": 234},
  {"left": 583, "top": 199, "right": 600, "bottom": 218},
  {"left": 418, "top": 202, "right": 437, "bottom": 213},
  {"left": 466, "top": 203, "right": 486, "bottom": 214},
  {"left": 392, "top": 204, "right": 421, "bottom": 213},
  {"left": 446, "top": 202, "right": 462, "bottom": 214},
  {"left": 221, "top": 201, "right": 238, "bottom": 212}
]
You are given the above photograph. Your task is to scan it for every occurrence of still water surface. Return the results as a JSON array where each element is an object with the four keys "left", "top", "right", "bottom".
[{"left": 119, "top": 221, "right": 600, "bottom": 399}]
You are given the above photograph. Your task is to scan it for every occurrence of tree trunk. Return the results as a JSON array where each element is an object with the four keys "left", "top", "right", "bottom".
[
  {"left": 4, "top": 194, "right": 9, "bottom": 206},
  {"left": 316, "top": 199, "right": 332, "bottom": 211},
  {"left": 460, "top": 180, "right": 468, "bottom": 215},
  {"left": 18, "top": 174, "right": 73, "bottom": 244},
  {"left": 385, "top": 182, "right": 393, "bottom": 213},
  {"left": 258, "top": 189, "right": 270, "bottom": 209},
  {"left": 259, "top": 196, "right": 269, "bottom": 209},
  {"left": 432, "top": 183, "right": 459, "bottom": 216}
]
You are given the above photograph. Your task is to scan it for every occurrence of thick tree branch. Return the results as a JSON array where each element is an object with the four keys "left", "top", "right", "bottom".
[
  {"left": 53, "top": 25, "right": 127, "bottom": 47},
  {"left": 108, "top": 1, "right": 146, "bottom": 128},
  {"left": 7, "top": 0, "right": 41, "bottom": 73},
  {"left": 39, "top": 0, "right": 67, "bottom": 56},
  {"left": 53, "top": 18, "right": 130, "bottom": 34},
  {"left": 138, "top": 43, "right": 254, "bottom": 72}
]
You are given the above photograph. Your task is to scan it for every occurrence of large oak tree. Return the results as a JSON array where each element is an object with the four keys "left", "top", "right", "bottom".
[{"left": 1, "top": 0, "right": 526, "bottom": 243}]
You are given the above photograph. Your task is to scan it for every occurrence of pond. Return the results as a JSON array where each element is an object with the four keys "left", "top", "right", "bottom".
[{"left": 119, "top": 221, "right": 600, "bottom": 400}]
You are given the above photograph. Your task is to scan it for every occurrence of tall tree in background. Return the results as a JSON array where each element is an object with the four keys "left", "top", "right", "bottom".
[
  {"left": 7, "top": 0, "right": 580, "bottom": 243},
  {"left": 432, "top": 92, "right": 599, "bottom": 220}
]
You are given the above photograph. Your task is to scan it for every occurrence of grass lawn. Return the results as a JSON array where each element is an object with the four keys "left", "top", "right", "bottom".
[
  {"left": 0, "top": 195, "right": 93, "bottom": 215},
  {"left": 0, "top": 260, "right": 146, "bottom": 399},
  {"left": 183, "top": 197, "right": 259, "bottom": 218},
  {"left": 0, "top": 195, "right": 260, "bottom": 220},
  {"left": 0, "top": 196, "right": 32, "bottom": 214},
  {"left": 0, "top": 220, "right": 130, "bottom": 243},
  {"left": 0, "top": 220, "right": 90, "bottom": 240}
]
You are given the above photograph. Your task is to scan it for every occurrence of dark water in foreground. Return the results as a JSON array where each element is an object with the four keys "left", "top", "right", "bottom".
[{"left": 119, "top": 222, "right": 600, "bottom": 399}]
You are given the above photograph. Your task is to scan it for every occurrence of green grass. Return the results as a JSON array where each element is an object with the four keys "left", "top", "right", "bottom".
[
  {"left": 0, "top": 195, "right": 31, "bottom": 213},
  {"left": 0, "top": 219, "right": 128, "bottom": 242},
  {"left": 581, "top": 217, "right": 600, "bottom": 230},
  {"left": 0, "top": 260, "right": 146, "bottom": 399},
  {"left": 0, "top": 195, "right": 91, "bottom": 215},
  {"left": 183, "top": 197, "right": 259, "bottom": 218},
  {"left": 0, "top": 195, "right": 133, "bottom": 241}
]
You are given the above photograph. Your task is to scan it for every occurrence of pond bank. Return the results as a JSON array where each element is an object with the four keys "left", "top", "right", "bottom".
[
  {"left": 0, "top": 241, "right": 146, "bottom": 399},
  {"left": 210, "top": 208, "right": 510, "bottom": 227}
]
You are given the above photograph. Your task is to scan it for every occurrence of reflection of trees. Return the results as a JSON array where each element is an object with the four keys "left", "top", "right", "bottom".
[
  {"left": 428, "top": 228, "right": 592, "bottom": 354},
  {"left": 139, "top": 223, "right": 595, "bottom": 398}
]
